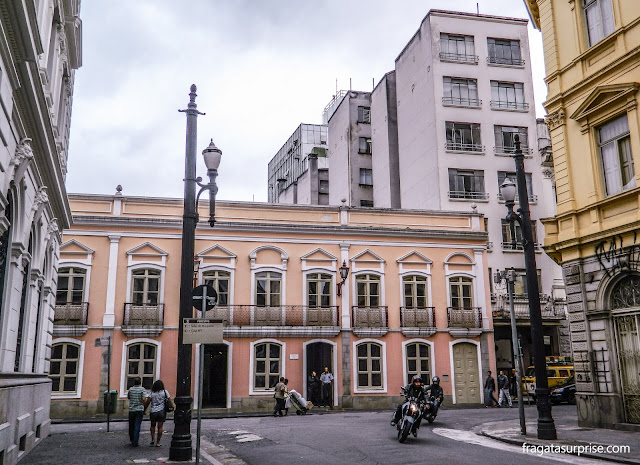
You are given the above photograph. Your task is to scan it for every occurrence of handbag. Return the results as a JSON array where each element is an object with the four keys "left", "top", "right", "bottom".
[{"left": 164, "top": 391, "right": 174, "bottom": 412}]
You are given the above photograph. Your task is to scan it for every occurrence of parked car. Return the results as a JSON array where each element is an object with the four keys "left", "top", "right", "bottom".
[
  {"left": 550, "top": 376, "right": 576, "bottom": 404},
  {"left": 522, "top": 358, "right": 574, "bottom": 401}
]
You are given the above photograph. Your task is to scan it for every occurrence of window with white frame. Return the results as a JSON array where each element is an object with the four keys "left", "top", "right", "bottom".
[
  {"left": 494, "top": 126, "right": 528, "bottom": 153},
  {"left": 56, "top": 267, "right": 86, "bottom": 305},
  {"left": 49, "top": 342, "right": 80, "bottom": 394},
  {"left": 131, "top": 269, "right": 160, "bottom": 305},
  {"left": 255, "top": 271, "right": 281, "bottom": 306},
  {"left": 406, "top": 342, "right": 431, "bottom": 385},
  {"left": 440, "top": 33, "right": 476, "bottom": 63},
  {"left": 254, "top": 342, "right": 281, "bottom": 390},
  {"left": 307, "top": 273, "right": 332, "bottom": 307},
  {"left": 487, "top": 38, "right": 523, "bottom": 65},
  {"left": 359, "top": 168, "right": 373, "bottom": 186},
  {"left": 443, "top": 77, "right": 480, "bottom": 106},
  {"left": 357, "top": 342, "right": 383, "bottom": 389},
  {"left": 598, "top": 114, "right": 635, "bottom": 196},
  {"left": 403, "top": 275, "right": 428, "bottom": 308},
  {"left": 126, "top": 342, "right": 156, "bottom": 390},
  {"left": 449, "top": 276, "right": 474, "bottom": 308},
  {"left": 357, "top": 106, "right": 371, "bottom": 124},
  {"left": 583, "top": 0, "right": 615, "bottom": 47},
  {"left": 356, "top": 274, "right": 380, "bottom": 307},
  {"left": 446, "top": 121, "right": 482, "bottom": 152},
  {"left": 490, "top": 81, "right": 527, "bottom": 111},
  {"left": 203, "top": 270, "right": 230, "bottom": 306}
]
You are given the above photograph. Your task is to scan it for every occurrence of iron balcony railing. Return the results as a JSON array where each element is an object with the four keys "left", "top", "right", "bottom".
[
  {"left": 491, "top": 295, "right": 566, "bottom": 320},
  {"left": 442, "top": 96, "right": 482, "bottom": 107},
  {"left": 501, "top": 241, "right": 541, "bottom": 251},
  {"left": 487, "top": 56, "right": 525, "bottom": 66},
  {"left": 448, "top": 191, "right": 490, "bottom": 200},
  {"left": 123, "top": 303, "right": 164, "bottom": 326},
  {"left": 400, "top": 306, "right": 436, "bottom": 328},
  {"left": 447, "top": 307, "right": 483, "bottom": 328},
  {"left": 490, "top": 100, "right": 529, "bottom": 111},
  {"left": 352, "top": 306, "right": 389, "bottom": 328},
  {"left": 203, "top": 305, "right": 339, "bottom": 326},
  {"left": 497, "top": 192, "right": 538, "bottom": 203},
  {"left": 54, "top": 302, "right": 88, "bottom": 325},
  {"left": 445, "top": 141, "right": 484, "bottom": 152},
  {"left": 494, "top": 145, "right": 533, "bottom": 156},
  {"left": 439, "top": 52, "right": 479, "bottom": 64}
]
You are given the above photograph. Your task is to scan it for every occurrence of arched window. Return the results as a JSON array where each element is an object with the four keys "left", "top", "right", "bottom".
[
  {"left": 449, "top": 276, "right": 474, "bottom": 308},
  {"left": 49, "top": 342, "right": 80, "bottom": 394},
  {"left": 126, "top": 342, "right": 156, "bottom": 390},
  {"left": 405, "top": 342, "right": 431, "bottom": 385},
  {"left": 356, "top": 342, "right": 383, "bottom": 389},
  {"left": 255, "top": 271, "right": 281, "bottom": 306},
  {"left": 15, "top": 232, "right": 33, "bottom": 371},
  {"left": 356, "top": 274, "right": 380, "bottom": 307},
  {"left": 203, "top": 270, "right": 230, "bottom": 306},
  {"left": 403, "top": 275, "right": 428, "bottom": 308},
  {"left": 611, "top": 275, "right": 640, "bottom": 309},
  {"left": 131, "top": 269, "right": 160, "bottom": 305},
  {"left": 0, "top": 192, "right": 12, "bottom": 322},
  {"left": 253, "top": 342, "right": 281, "bottom": 390}
]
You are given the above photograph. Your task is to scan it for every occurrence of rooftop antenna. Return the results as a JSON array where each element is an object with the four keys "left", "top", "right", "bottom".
[{"left": 350, "top": 78, "right": 352, "bottom": 90}]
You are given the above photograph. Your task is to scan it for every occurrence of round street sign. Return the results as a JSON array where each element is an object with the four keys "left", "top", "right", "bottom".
[{"left": 192, "top": 285, "right": 217, "bottom": 311}]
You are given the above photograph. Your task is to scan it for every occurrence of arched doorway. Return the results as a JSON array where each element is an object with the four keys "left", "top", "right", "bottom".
[
  {"left": 452, "top": 342, "right": 480, "bottom": 404},
  {"left": 202, "top": 344, "right": 228, "bottom": 408}
]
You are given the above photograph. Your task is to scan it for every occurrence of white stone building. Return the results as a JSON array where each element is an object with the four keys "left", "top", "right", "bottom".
[{"left": 0, "top": 1, "right": 82, "bottom": 464}]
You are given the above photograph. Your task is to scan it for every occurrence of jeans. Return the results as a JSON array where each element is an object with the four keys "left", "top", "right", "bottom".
[
  {"left": 321, "top": 383, "right": 332, "bottom": 406},
  {"left": 487, "top": 388, "right": 498, "bottom": 406},
  {"left": 499, "top": 388, "right": 512, "bottom": 407},
  {"left": 129, "top": 411, "right": 143, "bottom": 445}
]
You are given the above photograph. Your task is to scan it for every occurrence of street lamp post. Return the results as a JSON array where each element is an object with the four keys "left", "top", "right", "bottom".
[
  {"left": 170, "top": 85, "right": 222, "bottom": 461},
  {"left": 499, "top": 134, "right": 556, "bottom": 440}
]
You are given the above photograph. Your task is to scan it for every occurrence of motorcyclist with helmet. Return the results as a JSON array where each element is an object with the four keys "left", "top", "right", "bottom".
[
  {"left": 390, "top": 374, "right": 426, "bottom": 429},
  {"left": 424, "top": 375, "right": 444, "bottom": 416}
]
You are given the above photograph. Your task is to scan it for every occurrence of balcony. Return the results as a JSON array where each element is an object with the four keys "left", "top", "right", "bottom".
[
  {"left": 487, "top": 56, "right": 525, "bottom": 67},
  {"left": 447, "top": 307, "right": 483, "bottom": 336},
  {"left": 448, "top": 191, "right": 490, "bottom": 201},
  {"left": 53, "top": 302, "right": 88, "bottom": 336},
  {"left": 490, "top": 100, "right": 529, "bottom": 112},
  {"left": 203, "top": 305, "right": 340, "bottom": 337},
  {"left": 352, "top": 306, "right": 388, "bottom": 337},
  {"left": 439, "top": 52, "right": 479, "bottom": 64},
  {"left": 442, "top": 96, "right": 482, "bottom": 108},
  {"left": 494, "top": 145, "right": 533, "bottom": 157},
  {"left": 497, "top": 192, "right": 538, "bottom": 204},
  {"left": 400, "top": 306, "right": 436, "bottom": 337},
  {"left": 491, "top": 295, "right": 566, "bottom": 321},
  {"left": 445, "top": 141, "right": 484, "bottom": 153},
  {"left": 122, "top": 303, "right": 164, "bottom": 337},
  {"left": 501, "top": 241, "right": 541, "bottom": 252}
]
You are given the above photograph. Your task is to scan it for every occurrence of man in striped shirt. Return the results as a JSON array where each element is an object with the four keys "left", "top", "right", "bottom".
[{"left": 128, "top": 377, "right": 149, "bottom": 447}]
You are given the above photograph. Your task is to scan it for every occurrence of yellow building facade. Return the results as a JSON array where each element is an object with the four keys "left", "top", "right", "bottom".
[{"left": 525, "top": 0, "right": 640, "bottom": 427}]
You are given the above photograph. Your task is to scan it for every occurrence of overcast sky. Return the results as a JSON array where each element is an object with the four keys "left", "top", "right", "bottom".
[{"left": 66, "top": 0, "right": 545, "bottom": 202}]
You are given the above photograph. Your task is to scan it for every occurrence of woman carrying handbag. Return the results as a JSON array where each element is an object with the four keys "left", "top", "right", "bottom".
[{"left": 148, "top": 379, "right": 174, "bottom": 447}]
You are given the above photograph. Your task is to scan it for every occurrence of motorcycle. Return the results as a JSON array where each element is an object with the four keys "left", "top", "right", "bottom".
[
  {"left": 423, "top": 395, "right": 438, "bottom": 423},
  {"left": 396, "top": 387, "right": 424, "bottom": 443}
]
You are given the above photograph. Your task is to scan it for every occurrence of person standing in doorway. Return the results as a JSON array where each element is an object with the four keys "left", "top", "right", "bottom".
[
  {"left": 484, "top": 370, "right": 499, "bottom": 408},
  {"left": 308, "top": 371, "right": 321, "bottom": 405},
  {"left": 497, "top": 370, "right": 513, "bottom": 407},
  {"left": 273, "top": 377, "right": 286, "bottom": 417},
  {"left": 127, "top": 376, "right": 149, "bottom": 447},
  {"left": 320, "top": 367, "right": 334, "bottom": 407}
]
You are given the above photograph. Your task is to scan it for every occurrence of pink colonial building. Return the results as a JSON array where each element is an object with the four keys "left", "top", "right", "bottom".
[{"left": 50, "top": 192, "right": 495, "bottom": 417}]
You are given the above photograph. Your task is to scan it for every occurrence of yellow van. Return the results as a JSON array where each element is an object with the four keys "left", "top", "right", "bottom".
[{"left": 521, "top": 356, "right": 573, "bottom": 400}]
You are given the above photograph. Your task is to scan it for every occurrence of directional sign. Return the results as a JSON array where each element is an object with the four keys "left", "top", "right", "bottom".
[
  {"left": 192, "top": 284, "right": 217, "bottom": 311},
  {"left": 183, "top": 318, "right": 223, "bottom": 344}
]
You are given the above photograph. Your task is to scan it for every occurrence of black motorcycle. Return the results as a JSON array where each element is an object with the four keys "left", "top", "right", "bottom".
[
  {"left": 423, "top": 395, "right": 438, "bottom": 423},
  {"left": 396, "top": 387, "right": 424, "bottom": 443}
]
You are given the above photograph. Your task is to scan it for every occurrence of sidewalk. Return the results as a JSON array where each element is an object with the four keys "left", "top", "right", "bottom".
[{"left": 480, "top": 408, "right": 639, "bottom": 464}]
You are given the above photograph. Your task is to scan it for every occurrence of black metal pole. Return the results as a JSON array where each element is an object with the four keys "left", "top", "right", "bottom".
[
  {"left": 170, "top": 84, "right": 202, "bottom": 461},
  {"left": 512, "top": 135, "right": 557, "bottom": 440}
]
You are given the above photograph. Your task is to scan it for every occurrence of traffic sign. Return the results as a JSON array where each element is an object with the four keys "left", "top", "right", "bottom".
[
  {"left": 192, "top": 284, "right": 217, "bottom": 311},
  {"left": 183, "top": 318, "right": 223, "bottom": 344}
]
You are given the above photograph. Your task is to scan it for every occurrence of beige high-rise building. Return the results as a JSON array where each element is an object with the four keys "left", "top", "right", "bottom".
[{"left": 524, "top": 0, "right": 640, "bottom": 427}]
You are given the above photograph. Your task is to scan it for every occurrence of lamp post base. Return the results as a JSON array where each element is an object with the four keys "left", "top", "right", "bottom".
[
  {"left": 535, "top": 388, "right": 557, "bottom": 440},
  {"left": 169, "top": 395, "right": 193, "bottom": 461}
]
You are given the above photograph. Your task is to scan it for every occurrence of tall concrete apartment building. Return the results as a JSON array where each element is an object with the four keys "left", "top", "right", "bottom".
[
  {"left": 321, "top": 10, "right": 569, "bottom": 370},
  {"left": 0, "top": 1, "right": 82, "bottom": 464},
  {"left": 267, "top": 124, "right": 329, "bottom": 205}
]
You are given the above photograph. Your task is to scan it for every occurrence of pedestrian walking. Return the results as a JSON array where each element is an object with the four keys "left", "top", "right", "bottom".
[
  {"left": 308, "top": 371, "right": 321, "bottom": 405},
  {"left": 148, "top": 379, "right": 173, "bottom": 447},
  {"left": 320, "top": 367, "right": 334, "bottom": 407},
  {"left": 484, "top": 370, "right": 499, "bottom": 408},
  {"left": 127, "top": 377, "right": 149, "bottom": 447},
  {"left": 497, "top": 370, "right": 513, "bottom": 407},
  {"left": 273, "top": 377, "right": 286, "bottom": 417},
  {"left": 283, "top": 379, "right": 290, "bottom": 416},
  {"left": 510, "top": 368, "right": 518, "bottom": 398}
]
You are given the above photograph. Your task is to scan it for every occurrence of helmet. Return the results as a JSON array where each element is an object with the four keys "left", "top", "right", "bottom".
[
  {"left": 432, "top": 376, "right": 440, "bottom": 384},
  {"left": 412, "top": 375, "right": 422, "bottom": 384}
]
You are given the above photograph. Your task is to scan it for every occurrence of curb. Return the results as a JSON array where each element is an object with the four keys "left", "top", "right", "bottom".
[{"left": 479, "top": 429, "right": 639, "bottom": 465}]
